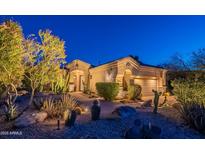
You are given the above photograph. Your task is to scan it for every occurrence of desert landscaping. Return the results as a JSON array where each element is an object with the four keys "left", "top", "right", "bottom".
[{"left": 1, "top": 19, "right": 205, "bottom": 139}]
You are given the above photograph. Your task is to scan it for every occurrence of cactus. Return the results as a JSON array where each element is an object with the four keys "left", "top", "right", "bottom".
[
  {"left": 91, "top": 100, "right": 101, "bottom": 120},
  {"left": 152, "top": 90, "right": 162, "bottom": 114},
  {"left": 128, "top": 84, "right": 142, "bottom": 100},
  {"left": 65, "top": 110, "right": 77, "bottom": 127}
]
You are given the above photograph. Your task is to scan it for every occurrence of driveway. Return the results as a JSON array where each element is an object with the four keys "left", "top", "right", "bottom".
[{"left": 70, "top": 92, "right": 117, "bottom": 118}]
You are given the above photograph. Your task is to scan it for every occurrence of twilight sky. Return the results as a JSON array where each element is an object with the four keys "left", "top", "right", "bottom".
[{"left": 1, "top": 15, "right": 205, "bottom": 66}]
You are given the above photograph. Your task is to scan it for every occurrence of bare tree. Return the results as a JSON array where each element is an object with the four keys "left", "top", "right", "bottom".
[
  {"left": 192, "top": 48, "right": 205, "bottom": 71},
  {"left": 159, "top": 53, "right": 190, "bottom": 71}
]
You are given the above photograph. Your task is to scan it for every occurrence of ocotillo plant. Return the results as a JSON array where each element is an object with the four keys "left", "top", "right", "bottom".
[{"left": 152, "top": 90, "right": 162, "bottom": 114}]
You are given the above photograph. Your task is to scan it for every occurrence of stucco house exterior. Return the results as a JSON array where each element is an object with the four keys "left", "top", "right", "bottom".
[{"left": 65, "top": 56, "right": 167, "bottom": 97}]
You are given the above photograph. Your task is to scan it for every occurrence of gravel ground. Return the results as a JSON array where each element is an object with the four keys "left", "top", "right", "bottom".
[
  {"left": 0, "top": 93, "right": 204, "bottom": 139},
  {"left": 1, "top": 108, "right": 204, "bottom": 139}
]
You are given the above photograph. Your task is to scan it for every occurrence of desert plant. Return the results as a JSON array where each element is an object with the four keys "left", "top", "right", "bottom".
[
  {"left": 152, "top": 90, "right": 162, "bottom": 114},
  {"left": 33, "top": 97, "right": 44, "bottom": 110},
  {"left": 159, "top": 92, "right": 170, "bottom": 107},
  {"left": 65, "top": 110, "right": 77, "bottom": 127},
  {"left": 60, "top": 94, "right": 79, "bottom": 111},
  {"left": 178, "top": 102, "right": 205, "bottom": 132},
  {"left": 172, "top": 79, "right": 205, "bottom": 132},
  {"left": 4, "top": 102, "right": 17, "bottom": 121},
  {"left": 172, "top": 79, "right": 205, "bottom": 104},
  {"left": 128, "top": 84, "right": 142, "bottom": 100},
  {"left": 96, "top": 82, "right": 119, "bottom": 101},
  {"left": 41, "top": 97, "right": 58, "bottom": 118},
  {"left": 0, "top": 20, "right": 25, "bottom": 105},
  {"left": 41, "top": 94, "right": 80, "bottom": 119},
  {"left": 52, "top": 72, "right": 70, "bottom": 94},
  {"left": 23, "top": 30, "right": 66, "bottom": 106},
  {"left": 63, "top": 109, "right": 70, "bottom": 121},
  {"left": 91, "top": 100, "right": 101, "bottom": 120}
]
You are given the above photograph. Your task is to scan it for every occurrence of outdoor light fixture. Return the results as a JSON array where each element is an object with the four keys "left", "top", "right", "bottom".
[
  {"left": 84, "top": 107, "right": 89, "bottom": 113},
  {"left": 57, "top": 118, "right": 60, "bottom": 130}
]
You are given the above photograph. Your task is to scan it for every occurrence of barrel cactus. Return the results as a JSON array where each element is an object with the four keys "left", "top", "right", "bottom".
[{"left": 91, "top": 100, "right": 101, "bottom": 120}]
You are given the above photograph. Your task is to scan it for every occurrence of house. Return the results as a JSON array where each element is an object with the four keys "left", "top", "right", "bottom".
[{"left": 65, "top": 56, "right": 167, "bottom": 96}]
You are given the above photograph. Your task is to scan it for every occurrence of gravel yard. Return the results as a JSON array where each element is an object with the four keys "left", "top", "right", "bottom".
[{"left": 0, "top": 93, "right": 204, "bottom": 139}]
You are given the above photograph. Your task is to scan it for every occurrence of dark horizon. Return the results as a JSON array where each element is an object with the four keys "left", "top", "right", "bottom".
[{"left": 1, "top": 15, "right": 205, "bottom": 66}]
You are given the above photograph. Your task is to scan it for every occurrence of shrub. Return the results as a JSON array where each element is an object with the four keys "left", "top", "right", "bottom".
[
  {"left": 128, "top": 84, "right": 142, "bottom": 100},
  {"left": 41, "top": 94, "right": 80, "bottom": 119},
  {"left": 172, "top": 79, "right": 205, "bottom": 132},
  {"left": 178, "top": 102, "right": 205, "bottom": 133},
  {"left": 41, "top": 97, "right": 59, "bottom": 118},
  {"left": 172, "top": 79, "right": 205, "bottom": 104},
  {"left": 96, "top": 82, "right": 119, "bottom": 101}
]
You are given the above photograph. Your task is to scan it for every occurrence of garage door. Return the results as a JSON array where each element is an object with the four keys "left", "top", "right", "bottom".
[{"left": 134, "top": 78, "right": 157, "bottom": 96}]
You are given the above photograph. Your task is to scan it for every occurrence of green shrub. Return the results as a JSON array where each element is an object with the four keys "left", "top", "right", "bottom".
[
  {"left": 96, "top": 82, "right": 119, "bottom": 101},
  {"left": 172, "top": 79, "right": 205, "bottom": 132},
  {"left": 128, "top": 84, "right": 142, "bottom": 100},
  {"left": 172, "top": 79, "right": 205, "bottom": 104}
]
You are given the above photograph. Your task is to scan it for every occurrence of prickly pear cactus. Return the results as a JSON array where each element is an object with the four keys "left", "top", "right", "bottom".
[{"left": 152, "top": 90, "right": 162, "bottom": 114}]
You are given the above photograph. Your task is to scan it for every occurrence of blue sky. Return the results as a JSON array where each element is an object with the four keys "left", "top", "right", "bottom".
[{"left": 1, "top": 15, "right": 205, "bottom": 66}]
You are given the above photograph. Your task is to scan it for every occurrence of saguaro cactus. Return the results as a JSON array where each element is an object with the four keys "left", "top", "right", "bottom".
[{"left": 152, "top": 90, "right": 162, "bottom": 114}]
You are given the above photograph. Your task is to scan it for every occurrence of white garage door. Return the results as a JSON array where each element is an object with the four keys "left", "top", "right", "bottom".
[{"left": 134, "top": 78, "right": 157, "bottom": 96}]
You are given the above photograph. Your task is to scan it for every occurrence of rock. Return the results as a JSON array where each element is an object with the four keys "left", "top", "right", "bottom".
[
  {"left": 113, "top": 106, "right": 137, "bottom": 118},
  {"left": 125, "top": 120, "right": 161, "bottom": 139},
  {"left": 14, "top": 112, "right": 36, "bottom": 128},
  {"left": 35, "top": 111, "right": 48, "bottom": 122},
  {"left": 141, "top": 99, "right": 152, "bottom": 107},
  {"left": 172, "top": 103, "right": 181, "bottom": 110},
  {"left": 18, "top": 90, "right": 28, "bottom": 96}
]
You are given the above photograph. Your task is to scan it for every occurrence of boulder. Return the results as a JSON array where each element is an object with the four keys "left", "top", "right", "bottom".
[
  {"left": 113, "top": 106, "right": 137, "bottom": 118},
  {"left": 35, "top": 111, "right": 48, "bottom": 122},
  {"left": 141, "top": 99, "right": 152, "bottom": 107},
  {"left": 125, "top": 120, "right": 161, "bottom": 139},
  {"left": 14, "top": 112, "right": 36, "bottom": 128}
]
